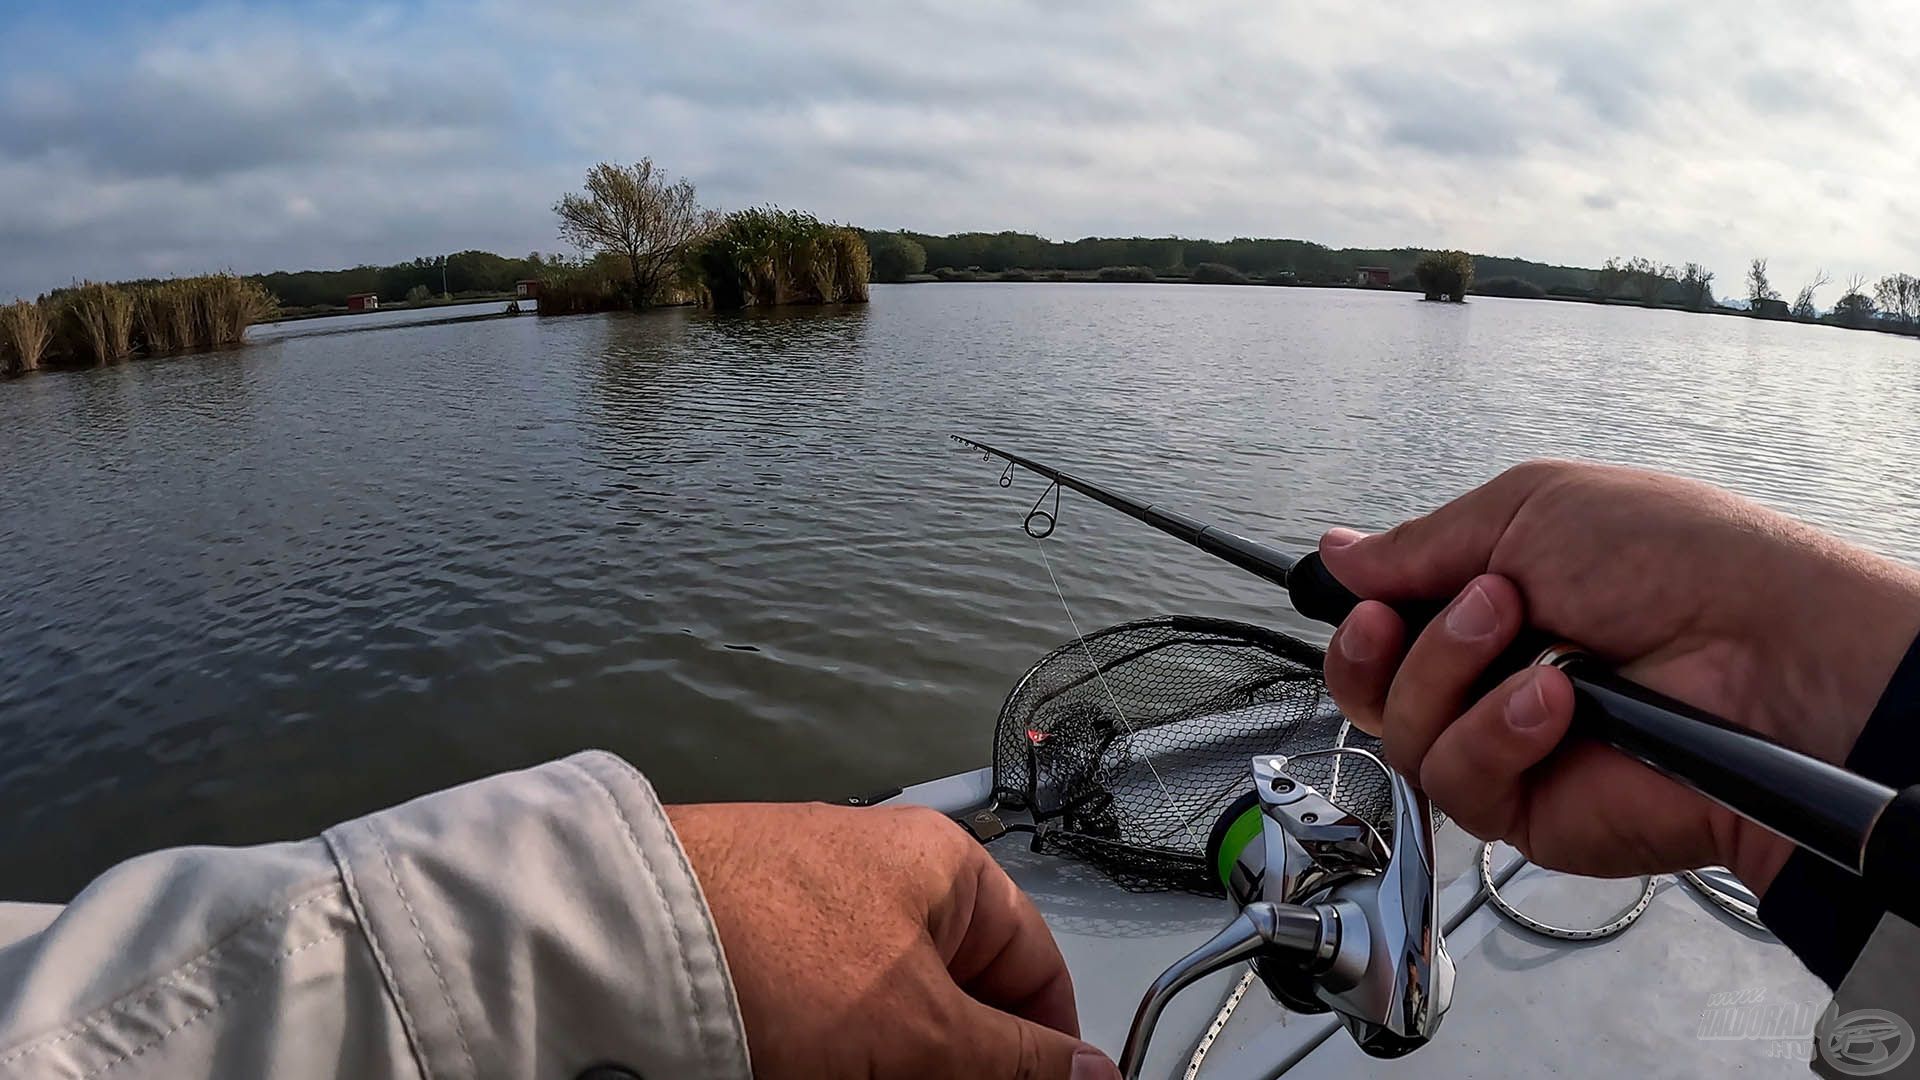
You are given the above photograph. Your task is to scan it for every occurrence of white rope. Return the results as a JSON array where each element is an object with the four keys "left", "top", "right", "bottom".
[
  {"left": 1183, "top": 968, "right": 1257, "bottom": 1080},
  {"left": 1031, "top": 536, "right": 1204, "bottom": 852}
]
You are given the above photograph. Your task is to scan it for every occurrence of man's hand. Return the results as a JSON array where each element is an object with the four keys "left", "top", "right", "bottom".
[
  {"left": 668, "top": 802, "right": 1120, "bottom": 1080},
  {"left": 1318, "top": 460, "right": 1920, "bottom": 896}
]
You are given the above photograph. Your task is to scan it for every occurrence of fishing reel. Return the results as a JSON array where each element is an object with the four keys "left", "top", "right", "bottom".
[{"left": 1117, "top": 749, "right": 1455, "bottom": 1078}]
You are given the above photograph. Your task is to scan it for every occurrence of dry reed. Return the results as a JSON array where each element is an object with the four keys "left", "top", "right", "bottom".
[
  {"left": 0, "top": 301, "right": 53, "bottom": 375},
  {"left": 64, "top": 283, "right": 134, "bottom": 364}
]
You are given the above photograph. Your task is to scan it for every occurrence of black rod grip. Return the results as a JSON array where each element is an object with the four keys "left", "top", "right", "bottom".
[
  {"left": 1288, "top": 550, "right": 1899, "bottom": 878},
  {"left": 1288, "top": 550, "right": 1559, "bottom": 696},
  {"left": 1564, "top": 660, "right": 1891, "bottom": 873},
  {"left": 1865, "top": 786, "right": 1920, "bottom": 926}
]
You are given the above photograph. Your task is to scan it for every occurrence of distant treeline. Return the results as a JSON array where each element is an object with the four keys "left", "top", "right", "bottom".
[
  {"left": 866, "top": 230, "right": 1596, "bottom": 293},
  {"left": 252, "top": 250, "right": 555, "bottom": 310}
]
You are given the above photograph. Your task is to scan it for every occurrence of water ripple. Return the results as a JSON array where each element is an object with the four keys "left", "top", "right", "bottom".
[{"left": 3, "top": 287, "right": 1920, "bottom": 898}]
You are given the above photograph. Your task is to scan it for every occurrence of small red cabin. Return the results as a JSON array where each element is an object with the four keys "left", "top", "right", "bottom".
[
  {"left": 1355, "top": 266, "right": 1392, "bottom": 287},
  {"left": 346, "top": 293, "right": 379, "bottom": 312},
  {"left": 515, "top": 279, "right": 541, "bottom": 299}
]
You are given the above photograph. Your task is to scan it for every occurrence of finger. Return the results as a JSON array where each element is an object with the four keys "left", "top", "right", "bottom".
[
  {"left": 942, "top": 849, "right": 1079, "bottom": 1037},
  {"left": 1323, "top": 600, "right": 1408, "bottom": 737},
  {"left": 1318, "top": 460, "right": 1562, "bottom": 602},
  {"left": 1380, "top": 574, "right": 1525, "bottom": 778},
  {"left": 952, "top": 994, "right": 1119, "bottom": 1080},
  {"left": 1416, "top": 665, "right": 1574, "bottom": 841}
]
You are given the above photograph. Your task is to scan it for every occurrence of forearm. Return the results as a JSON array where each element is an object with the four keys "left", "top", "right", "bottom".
[{"left": 0, "top": 751, "right": 751, "bottom": 1080}]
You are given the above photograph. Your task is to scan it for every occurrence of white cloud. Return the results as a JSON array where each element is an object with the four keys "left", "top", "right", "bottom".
[{"left": 2, "top": 0, "right": 1917, "bottom": 302}]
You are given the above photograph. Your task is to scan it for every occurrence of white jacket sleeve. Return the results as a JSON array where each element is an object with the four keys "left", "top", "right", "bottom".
[{"left": 0, "top": 751, "right": 752, "bottom": 1080}]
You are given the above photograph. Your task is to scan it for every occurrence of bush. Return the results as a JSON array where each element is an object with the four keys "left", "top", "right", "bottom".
[
  {"left": 1414, "top": 251, "right": 1475, "bottom": 302},
  {"left": 683, "top": 206, "right": 871, "bottom": 310},
  {"left": 1474, "top": 276, "right": 1545, "bottom": 300},
  {"left": 1044, "top": 270, "right": 1068, "bottom": 282},
  {"left": 1190, "top": 262, "right": 1251, "bottom": 285},
  {"left": 1547, "top": 284, "right": 1593, "bottom": 298},
  {"left": 405, "top": 284, "right": 434, "bottom": 304},
  {"left": 932, "top": 267, "right": 980, "bottom": 282},
  {"left": 998, "top": 268, "right": 1034, "bottom": 282},
  {"left": 537, "top": 255, "right": 630, "bottom": 316},
  {"left": 1096, "top": 265, "right": 1157, "bottom": 283},
  {"left": 867, "top": 232, "right": 927, "bottom": 283}
]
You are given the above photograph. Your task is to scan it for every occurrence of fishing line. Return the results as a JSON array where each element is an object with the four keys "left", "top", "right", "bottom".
[{"left": 1029, "top": 533, "right": 1205, "bottom": 852}]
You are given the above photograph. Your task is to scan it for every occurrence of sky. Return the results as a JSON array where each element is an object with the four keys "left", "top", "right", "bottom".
[{"left": 2, "top": 0, "right": 1916, "bottom": 303}]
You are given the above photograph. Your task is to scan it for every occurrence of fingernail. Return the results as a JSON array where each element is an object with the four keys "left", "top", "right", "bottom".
[
  {"left": 1444, "top": 581, "right": 1498, "bottom": 640},
  {"left": 1322, "top": 526, "right": 1369, "bottom": 550},
  {"left": 1337, "top": 621, "right": 1379, "bottom": 663},
  {"left": 1073, "top": 1049, "right": 1122, "bottom": 1080},
  {"left": 1507, "top": 671, "right": 1550, "bottom": 730}
]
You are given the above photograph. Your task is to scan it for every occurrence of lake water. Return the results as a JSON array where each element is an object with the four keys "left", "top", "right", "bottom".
[{"left": 4, "top": 284, "right": 1920, "bottom": 900}]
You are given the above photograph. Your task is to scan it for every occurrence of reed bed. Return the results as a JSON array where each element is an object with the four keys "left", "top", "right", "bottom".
[
  {"left": 65, "top": 283, "right": 135, "bottom": 364},
  {"left": 685, "top": 208, "right": 870, "bottom": 310},
  {"left": 536, "top": 260, "right": 628, "bottom": 316},
  {"left": 0, "top": 274, "right": 277, "bottom": 375},
  {"left": 0, "top": 301, "right": 53, "bottom": 375}
]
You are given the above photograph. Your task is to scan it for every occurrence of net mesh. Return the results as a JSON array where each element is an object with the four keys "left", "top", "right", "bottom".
[{"left": 991, "top": 616, "right": 1392, "bottom": 894}]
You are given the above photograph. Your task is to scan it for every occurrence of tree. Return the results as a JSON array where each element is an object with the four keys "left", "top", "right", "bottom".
[
  {"left": 1875, "top": 273, "right": 1920, "bottom": 325},
  {"left": 1413, "top": 250, "right": 1474, "bottom": 302},
  {"left": 1790, "top": 269, "right": 1830, "bottom": 320},
  {"left": 1595, "top": 257, "right": 1625, "bottom": 300},
  {"left": 867, "top": 232, "right": 927, "bottom": 282},
  {"left": 405, "top": 284, "right": 433, "bottom": 304},
  {"left": 1624, "top": 257, "right": 1675, "bottom": 306},
  {"left": 1678, "top": 263, "right": 1714, "bottom": 310},
  {"left": 554, "top": 159, "right": 715, "bottom": 307},
  {"left": 1746, "top": 258, "right": 1779, "bottom": 305},
  {"left": 1834, "top": 274, "right": 1878, "bottom": 326}
]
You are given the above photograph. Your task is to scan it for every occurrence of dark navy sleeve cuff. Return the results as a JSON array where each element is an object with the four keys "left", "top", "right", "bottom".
[{"left": 1757, "top": 630, "right": 1920, "bottom": 987}]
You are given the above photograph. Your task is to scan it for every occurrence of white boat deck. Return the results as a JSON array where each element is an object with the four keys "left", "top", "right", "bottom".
[{"left": 891, "top": 767, "right": 1826, "bottom": 1078}]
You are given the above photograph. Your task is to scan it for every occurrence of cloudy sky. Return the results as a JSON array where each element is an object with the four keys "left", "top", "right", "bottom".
[{"left": 3, "top": 0, "right": 1915, "bottom": 302}]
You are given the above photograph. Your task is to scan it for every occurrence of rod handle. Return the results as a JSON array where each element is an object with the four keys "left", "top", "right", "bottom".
[
  {"left": 1288, "top": 550, "right": 1559, "bottom": 692},
  {"left": 1288, "top": 551, "right": 1898, "bottom": 878},
  {"left": 1865, "top": 786, "right": 1920, "bottom": 926}
]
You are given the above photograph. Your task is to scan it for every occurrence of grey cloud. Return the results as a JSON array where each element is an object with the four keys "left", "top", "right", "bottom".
[
  {"left": 0, "top": 47, "right": 507, "bottom": 181},
  {"left": 4, "top": 1, "right": 1920, "bottom": 303},
  {"left": 1342, "top": 66, "right": 1528, "bottom": 159}
]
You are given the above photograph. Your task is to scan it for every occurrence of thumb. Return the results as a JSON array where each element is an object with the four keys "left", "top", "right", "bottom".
[
  {"left": 1319, "top": 461, "right": 1554, "bottom": 601},
  {"left": 957, "top": 996, "right": 1120, "bottom": 1080}
]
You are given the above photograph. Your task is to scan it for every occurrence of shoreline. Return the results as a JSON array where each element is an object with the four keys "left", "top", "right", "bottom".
[{"left": 887, "top": 274, "right": 1920, "bottom": 341}]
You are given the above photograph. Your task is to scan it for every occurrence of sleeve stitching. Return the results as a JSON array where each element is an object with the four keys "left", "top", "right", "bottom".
[
  {"left": 367, "top": 820, "right": 479, "bottom": 1080},
  {"left": 75, "top": 931, "right": 348, "bottom": 1080},
  {"left": 563, "top": 759, "right": 719, "bottom": 1076},
  {"left": 0, "top": 886, "right": 340, "bottom": 1067},
  {"left": 326, "top": 826, "right": 436, "bottom": 1080}
]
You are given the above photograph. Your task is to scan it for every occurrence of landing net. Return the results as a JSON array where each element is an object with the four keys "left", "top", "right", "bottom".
[{"left": 991, "top": 616, "right": 1392, "bottom": 894}]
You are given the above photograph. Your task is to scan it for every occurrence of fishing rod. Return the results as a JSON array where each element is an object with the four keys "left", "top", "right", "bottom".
[{"left": 953, "top": 434, "right": 1920, "bottom": 923}]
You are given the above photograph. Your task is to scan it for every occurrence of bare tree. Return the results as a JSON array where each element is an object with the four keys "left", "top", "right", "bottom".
[
  {"left": 1678, "top": 262, "right": 1714, "bottom": 310},
  {"left": 1746, "top": 258, "right": 1779, "bottom": 305},
  {"left": 1834, "top": 274, "right": 1878, "bottom": 326},
  {"left": 1594, "top": 257, "right": 1625, "bottom": 300},
  {"left": 1624, "top": 257, "right": 1675, "bottom": 306},
  {"left": 554, "top": 159, "right": 716, "bottom": 306},
  {"left": 1790, "top": 269, "right": 1831, "bottom": 320}
]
